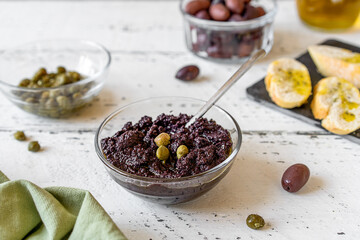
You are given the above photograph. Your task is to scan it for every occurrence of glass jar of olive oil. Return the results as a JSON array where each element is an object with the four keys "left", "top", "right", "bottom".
[{"left": 296, "top": 0, "right": 360, "bottom": 31}]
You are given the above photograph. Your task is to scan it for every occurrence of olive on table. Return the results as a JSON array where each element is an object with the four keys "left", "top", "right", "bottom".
[
  {"left": 14, "top": 131, "right": 26, "bottom": 141},
  {"left": 154, "top": 133, "right": 171, "bottom": 147},
  {"left": 246, "top": 214, "right": 265, "bottom": 230},
  {"left": 28, "top": 141, "right": 41, "bottom": 152},
  {"left": 281, "top": 163, "right": 310, "bottom": 193},
  {"left": 175, "top": 65, "right": 200, "bottom": 81}
]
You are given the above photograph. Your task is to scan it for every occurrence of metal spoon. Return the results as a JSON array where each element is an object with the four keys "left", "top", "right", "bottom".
[{"left": 185, "top": 49, "right": 266, "bottom": 128}]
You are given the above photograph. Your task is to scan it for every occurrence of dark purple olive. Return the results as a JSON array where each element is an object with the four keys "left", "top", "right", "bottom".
[
  {"left": 211, "top": 0, "right": 225, "bottom": 5},
  {"left": 185, "top": 0, "right": 211, "bottom": 15},
  {"left": 281, "top": 164, "right": 310, "bottom": 193},
  {"left": 228, "top": 13, "right": 245, "bottom": 21},
  {"left": 225, "top": 0, "right": 245, "bottom": 14},
  {"left": 207, "top": 44, "right": 233, "bottom": 58},
  {"left": 256, "top": 6, "right": 266, "bottom": 17},
  {"left": 243, "top": 5, "right": 260, "bottom": 20},
  {"left": 195, "top": 10, "right": 211, "bottom": 19},
  {"left": 237, "top": 41, "right": 254, "bottom": 57},
  {"left": 175, "top": 65, "right": 200, "bottom": 81},
  {"left": 209, "top": 3, "right": 230, "bottom": 21}
]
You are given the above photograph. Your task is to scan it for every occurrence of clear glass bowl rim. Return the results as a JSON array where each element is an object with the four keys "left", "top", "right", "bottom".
[
  {"left": 179, "top": 0, "right": 278, "bottom": 28},
  {"left": 94, "top": 96, "right": 242, "bottom": 183},
  {"left": 0, "top": 39, "right": 111, "bottom": 92}
]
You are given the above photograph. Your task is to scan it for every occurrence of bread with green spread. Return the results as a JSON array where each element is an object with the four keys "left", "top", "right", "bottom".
[
  {"left": 311, "top": 77, "right": 360, "bottom": 135},
  {"left": 265, "top": 58, "right": 312, "bottom": 109},
  {"left": 308, "top": 45, "right": 360, "bottom": 88}
]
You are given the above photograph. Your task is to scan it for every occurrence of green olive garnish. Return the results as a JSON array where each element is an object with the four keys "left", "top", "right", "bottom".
[
  {"left": 176, "top": 145, "right": 189, "bottom": 159},
  {"left": 28, "top": 141, "right": 41, "bottom": 152},
  {"left": 14, "top": 131, "right": 26, "bottom": 141},
  {"left": 246, "top": 214, "right": 265, "bottom": 230},
  {"left": 156, "top": 145, "right": 170, "bottom": 163},
  {"left": 154, "top": 133, "right": 171, "bottom": 147}
]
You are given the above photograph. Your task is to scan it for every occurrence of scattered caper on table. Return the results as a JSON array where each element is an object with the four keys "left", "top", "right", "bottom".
[
  {"left": 176, "top": 145, "right": 189, "bottom": 159},
  {"left": 246, "top": 214, "right": 265, "bottom": 230},
  {"left": 28, "top": 141, "right": 41, "bottom": 152},
  {"left": 14, "top": 131, "right": 26, "bottom": 141},
  {"left": 156, "top": 145, "right": 170, "bottom": 163},
  {"left": 154, "top": 133, "right": 171, "bottom": 147}
]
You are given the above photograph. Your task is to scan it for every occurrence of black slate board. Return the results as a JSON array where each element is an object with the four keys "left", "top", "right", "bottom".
[{"left": 246, "top": 39, "right": 360, "bottom": 144}]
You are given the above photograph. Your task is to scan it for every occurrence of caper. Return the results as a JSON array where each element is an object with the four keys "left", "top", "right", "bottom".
[
  {"left": 69, "top": 71, "right": 81, "bottom": 81},
  {"left": 56, "top": 96, "right": 71, "bottom": 109},
  {"left": 246, "top": 214, "right": 265, "bottom": 230},
  {"left": 72, "top": 92, "right": 82, "bottom": 100},
  {"left": 57, "top": 66, "right": 66, "bottom": 74},
  {"left": 19, "top": 79, "right": 30, "bottom": 87},
  {"left": 33, "top": 68, "right": 47, "bottom": 81},
  {"left": 28, "top": 141, "right": 41, "bottom": 152},
  {"left": 154, "top": 133, "right": 171, "bottom": 147},
  {"left": 176, "top": 145, "right": 189, "bottom": 159},
  {"left": 55, "top": 73, "right": 70, "bottom": 86},
  {"left": 156, "top": 145, "right": 170, "bottom": 162},
  {"left": 45, "top": 98, "right": 58, "bottom": 108},
  {"left": 49, "top": 90, "right": 60, "bottom": 98},
  {"left": 41, "top": 91, "right": 50, "bottom": 99},
  {"left": 68, "top": 85, "right": 79, "bottom": 94},
  {"left": 14, "top": 131, "right": 26, "bottom": 141},
  {"left": 25, "top": 97, "right": 37, "bottom": 104}
]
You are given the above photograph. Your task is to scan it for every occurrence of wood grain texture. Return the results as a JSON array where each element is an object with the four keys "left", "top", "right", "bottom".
[{"left": 0, "top": 1, "right": 359, "bottom": 239}]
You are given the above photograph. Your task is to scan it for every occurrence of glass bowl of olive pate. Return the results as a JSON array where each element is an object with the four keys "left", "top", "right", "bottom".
[
  {"left": 95, "top": 97, "right": 242, "bottom": 204},
  {"left": 0, "top": 40, "right": 111, "bottom": 118}
]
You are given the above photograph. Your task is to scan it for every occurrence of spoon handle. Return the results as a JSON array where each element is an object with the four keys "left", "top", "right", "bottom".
[{"left": 186, "top": 49, "right": 266, "bottom": 128}]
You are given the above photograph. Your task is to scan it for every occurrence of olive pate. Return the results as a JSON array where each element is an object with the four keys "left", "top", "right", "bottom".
[{"left": 101, "top": 113, "right": 232, "bottom": 178}]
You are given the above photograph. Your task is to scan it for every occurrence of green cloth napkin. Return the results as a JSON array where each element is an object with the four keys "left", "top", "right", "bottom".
[{"left": 0, "top": 171, "right": 127, "bottom": 240}]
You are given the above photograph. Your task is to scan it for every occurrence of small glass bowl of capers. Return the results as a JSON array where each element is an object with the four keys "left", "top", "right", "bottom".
[{"left": 0, "top": 40, "right": 111, "bottom": 118}]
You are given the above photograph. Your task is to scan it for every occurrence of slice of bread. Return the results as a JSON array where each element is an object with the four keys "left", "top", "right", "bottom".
[
  {"left": 265, "top": 58, "right": 312, "bottom": 109},
  {"left": 308, "top": 45, "right": 360, "bottom": 88},
  {"left": 311, "top": 77, "right": 360, "bottom": 135}
]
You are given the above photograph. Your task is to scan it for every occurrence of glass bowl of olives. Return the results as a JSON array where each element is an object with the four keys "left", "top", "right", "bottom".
[
  {"left": 180, "top": 0, "right": 277, "bottom": 63},
  {"left": 95, "top": 97, "right": 242, "bottom": 205},
  {"left": 0, "top": 40, "right": 111, "bottom": 118}
]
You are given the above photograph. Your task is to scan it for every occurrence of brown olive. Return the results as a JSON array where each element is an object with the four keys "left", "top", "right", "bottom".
[
  {"left": 225, "top": 0, "right": 245, "bottom": 14},
  {"left": 281, "top": 163, "right": 310, "bottom": 193},
  {"left": 209, "top": 3, "right": 230, "bottom": 21},
  {"left": 195, "top": 10, "right": 211, "bottom": 20},
  {"left": 185, "top": 0, "right": 211, "bottom": 15},
  {"left": 256, "top": 7, "right": 266, "bottom": 17},
  {"left": 175, "top": 65, "right": 200, "bottom": 81},
  {"left": 228, "top": 14, "right": 244, "bottom": 21}
]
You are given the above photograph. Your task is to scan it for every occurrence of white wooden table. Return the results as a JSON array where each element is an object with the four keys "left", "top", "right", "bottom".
[{"left": 0, "top": 1, "right": 360, "bottom": 239}]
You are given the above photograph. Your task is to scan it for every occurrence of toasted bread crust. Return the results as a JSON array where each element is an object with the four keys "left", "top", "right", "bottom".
[
  {"left": 311, "top": 79, "right": 330, "bottom": 119},
  {"left": 308, "top": 45, "right": 360, "bottom": 88}
]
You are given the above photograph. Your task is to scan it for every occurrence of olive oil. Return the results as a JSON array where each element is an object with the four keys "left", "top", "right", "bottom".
[{"left": 296, "top": 0, "right": 360, "bottom": 31}]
